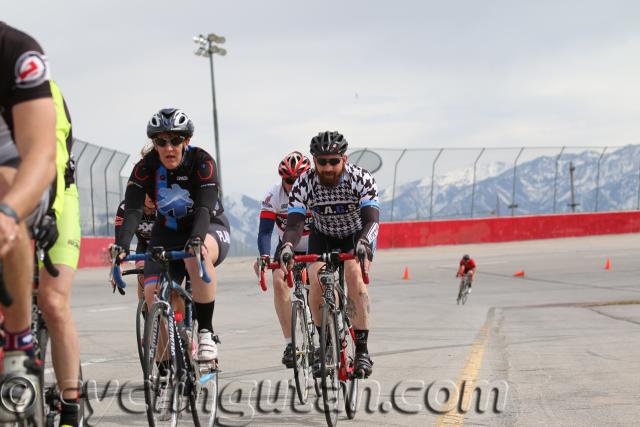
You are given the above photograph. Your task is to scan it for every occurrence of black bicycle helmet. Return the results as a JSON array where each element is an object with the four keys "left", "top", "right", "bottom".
[
  {"left": 146, "top": 108, "right": 194, "bottom": 138},
  {"left": 309, "top": 131, "right": 348, "bottom": 156},
  {"left": 462, "top": 254, "right": 470, "bottom": 261}
]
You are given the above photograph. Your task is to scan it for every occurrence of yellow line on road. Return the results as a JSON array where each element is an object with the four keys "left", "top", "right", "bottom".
[{"left": 434, "top": 308, "right": 495, "bottom": 427}]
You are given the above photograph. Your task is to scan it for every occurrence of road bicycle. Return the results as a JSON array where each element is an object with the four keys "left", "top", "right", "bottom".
[
  {"left": 258, "top": 258, "right": 320, "bottom": 404},
  {"left": 283, "top": 249, "right": 369, "bottom": 427},
  {"left": 112, "top": 243, "right": 218, "bottom": 427},
  {"left": 457, "top": 274, "right": 472, "bottom": 305}
]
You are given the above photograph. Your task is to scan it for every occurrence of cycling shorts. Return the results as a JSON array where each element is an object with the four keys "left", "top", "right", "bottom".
[
  {"left": 46, "top": 184, "right": 80, "bottom": 269},
  {"left": 143, "top": 214, "right": 231, "bottom": 285},
  {"left": 307, "top": 226, "right": 376, "bottom": 259}
]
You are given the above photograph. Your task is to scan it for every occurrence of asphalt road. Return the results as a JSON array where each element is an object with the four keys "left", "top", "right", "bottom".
[{"left": 65, "top": 234, "right": 639, "bottom": 426}]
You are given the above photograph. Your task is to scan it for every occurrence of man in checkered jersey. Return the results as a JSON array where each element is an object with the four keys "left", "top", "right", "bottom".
[{"left": 279, "top": 131, "right": 379, "bottom": 378}]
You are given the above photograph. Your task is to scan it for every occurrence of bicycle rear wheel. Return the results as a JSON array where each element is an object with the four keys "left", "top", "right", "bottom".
[
  {"left": 136, "top": 299, "right": 147, "bottom": 368},
  {"left": 291, "top": 301, "right": 313, "bottom": 404},
  {"left": 189, "top": 319, "right": 219, "bottom": 427},
  {"left": 143, "top": 302, "right": 181, "bottom": 426},
  {"left": 320, "top": 303, "right": 340, "bottom": 427},
  {"left": 342, "top": 316, "right": 358, "bottom": 420},
  {"left": 461, "top": 281, "right": 470, "bottom": 305}
]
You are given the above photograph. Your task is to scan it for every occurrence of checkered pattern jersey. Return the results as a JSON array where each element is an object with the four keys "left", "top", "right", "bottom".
[{"left": 288, "top": 163, "right": 379, "bottom": 239}]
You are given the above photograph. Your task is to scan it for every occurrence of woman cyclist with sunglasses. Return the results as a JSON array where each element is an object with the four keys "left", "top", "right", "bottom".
[{"left": 112, "top": 108, "right": 231, "bottom": 368}]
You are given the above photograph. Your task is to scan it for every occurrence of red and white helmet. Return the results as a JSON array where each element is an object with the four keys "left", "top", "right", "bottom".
[{"left": 278, "top": 151, "right": 311, "bottom": 181}]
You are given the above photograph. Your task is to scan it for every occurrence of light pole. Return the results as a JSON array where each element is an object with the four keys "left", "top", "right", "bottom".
[{"left": 193, "top": 33, "right": 227, "bottom": 187}]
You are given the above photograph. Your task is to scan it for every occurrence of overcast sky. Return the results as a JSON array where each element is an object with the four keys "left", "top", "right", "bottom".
[{"left": 5, "top": 1, "right": 640, "bottom": 198}]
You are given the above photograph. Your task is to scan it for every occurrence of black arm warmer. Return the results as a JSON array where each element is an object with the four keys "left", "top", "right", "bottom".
[
  {"left": 190, "top": 185, "right": 219, "bottom": 239},
  {"left": 281, "top": 212, "right": 305, "bottom": 247},
  {"left": 116, "top": 184, "right": 145, "bottom": 249},
  {"left": 359, "top": 205, "right": 380, "bottom": 244}
]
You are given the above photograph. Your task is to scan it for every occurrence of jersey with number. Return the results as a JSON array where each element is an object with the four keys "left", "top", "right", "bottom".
[
  {"left": 0, "top": 22, "right": 52, "bottom": 138},
  {"left": 260, "top": 182, "right": 311, "bottom": 253},
  {"left": 115, "top": 201, "right": 156, "bottom": 251},
  {"left": 288, "top": 163, "right": 379, "bottom": 239}
]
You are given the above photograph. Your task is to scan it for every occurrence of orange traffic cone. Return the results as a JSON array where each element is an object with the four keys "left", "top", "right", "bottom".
[
  {"left": 513, "top": 270, "right": 525, "bottom": 277},
  {"left": 402, "top": 267, "right": 409, "bottom": 280},
  {"left": 605, "top": 258, "right": 611, "bottom": 271}
]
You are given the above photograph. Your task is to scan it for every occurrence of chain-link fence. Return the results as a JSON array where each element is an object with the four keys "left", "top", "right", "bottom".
[
  {"left": 349, "top": 145, "right": 640, "bottom": 222},
  {"left": 73, "top": 140, "right": 129, "bottom": 236}
]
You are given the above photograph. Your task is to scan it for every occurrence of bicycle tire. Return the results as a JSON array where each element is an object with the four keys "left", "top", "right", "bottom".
[
  {"left": 136, "top": 299, "right": 147, "bottom": 368},
  {"left": 342, "top": 314, "right": 358, "bottom": 420},
  {"left": 320, "top": 303, "right": 340, "bottom": 427},
  {"left": 143, "top": 302, "right": 180, "bottom": 426},
  {"left": 291, "top": 301, "right": 312, "bottom": 405},
  {"left": 189, "top": 319, "right": 219, "bottom": 427}
]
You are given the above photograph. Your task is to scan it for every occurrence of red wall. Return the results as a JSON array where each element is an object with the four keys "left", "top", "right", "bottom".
[
  {"left": 78, "top": 212, "right": 640, "bottom": 267},
  {"left": 377, "top": 211, "right": 640, "bottom": 249},
  {"left": 78, "top": 237, "right": 113, "bottom": 268}
]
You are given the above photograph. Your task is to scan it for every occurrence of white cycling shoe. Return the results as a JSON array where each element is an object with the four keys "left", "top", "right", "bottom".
[{"left": 197, "top": 330, "right": 219, "bottom": 363}]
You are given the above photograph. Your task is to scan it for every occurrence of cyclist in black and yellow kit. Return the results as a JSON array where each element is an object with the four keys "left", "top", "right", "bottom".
[{"left": 36, "top": 80, "right": 82, "bottom": 427}]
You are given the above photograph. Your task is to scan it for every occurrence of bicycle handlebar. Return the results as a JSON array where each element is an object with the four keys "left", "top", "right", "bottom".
[
  {"left": 111, "top": 248, "right": 211, "bottom": 291},
  {"left": 259, "top": 250, "right": 370, "bottom": 290}
]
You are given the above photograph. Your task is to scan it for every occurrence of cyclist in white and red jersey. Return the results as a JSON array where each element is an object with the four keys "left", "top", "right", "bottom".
[
  {"left": 253, "top": 151, "right": 312, "bottom": 367},
  {"left": 279, "top": 131, "right": 379, "bottom": 378}
]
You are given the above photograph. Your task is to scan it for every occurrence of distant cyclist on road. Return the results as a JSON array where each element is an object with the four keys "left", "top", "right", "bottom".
[
  {"left": 111, "top": 108, "right": 231, "bottom": 368},
  {"left": 279, "top": 131, "right": 379, "bottom": 378},
  {"left": 457, "top": 254, "right": 476, "bottom": 293},
  {"left": 253, "top": 151, "right": 312, "bottom": 368}
]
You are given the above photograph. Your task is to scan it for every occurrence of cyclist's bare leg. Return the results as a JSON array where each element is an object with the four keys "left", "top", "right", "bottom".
[
  {"left": 0, "top": 223, "right": 31, "bottom": 334},
  {"left": 344, "top": 259, "right": 369, "bottom": 330},
  {"left": 467, "top": 270, "right": 475, "bottom": 285},
  {"left": 38, "top": 264, "right": 80, "bottom": 400},
  {"left": 186, "top": 233, "right": 218, "bottom": 304},
  {"left": 0, "top": 167, "right": 31, "bottom": 338},
  {"left": 272, "top": 269, "right": 291, "bottom": 339},
  {"left": 307, "top": 261, "right": 325, "bottom": 327}
]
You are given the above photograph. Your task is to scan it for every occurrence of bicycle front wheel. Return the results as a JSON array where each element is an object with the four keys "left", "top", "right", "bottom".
[
  {"left": 320, "top": 303, "right": 340, "bottom": 427},
  {"left": 143, "top": 303, "right": 180, "bottom": 426},
  {"left": 291, "top": 301, "right": 312, "bottom": 405},
  {"left": 136, "top": 299, "right": 147, "bottom": 368}
]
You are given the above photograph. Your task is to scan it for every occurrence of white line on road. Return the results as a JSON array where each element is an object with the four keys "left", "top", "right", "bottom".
[{"left": 87, "top": 306, "right": 129, "bottom": 313}]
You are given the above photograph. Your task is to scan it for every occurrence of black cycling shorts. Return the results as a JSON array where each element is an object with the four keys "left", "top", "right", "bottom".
[
  {"left": 307, "top": 226, "right": 375, "bottom": 259},
  {"left": 143, "top": 214, "right": 231, "bottom": 283}
]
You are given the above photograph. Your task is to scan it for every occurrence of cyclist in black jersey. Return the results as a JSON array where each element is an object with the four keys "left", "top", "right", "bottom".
[
  {"left": 114, "top": 195, "right": 156, "bottom": 297},
  {"left": 0, "top": 20, "right": 57, "bottom": 406},
  {"left": 279, "top": 131, "right": 379, "bottom": 378},
  {"left": 112, "top": 108, "right": 230, "bottom": 366}
]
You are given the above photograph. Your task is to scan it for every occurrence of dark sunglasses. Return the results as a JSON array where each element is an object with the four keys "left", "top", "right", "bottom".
[
  {"left": 284, "top": 177, "right": 296, "bottom": 185},
  {"left": 153, "top": 136, "right": 185, "bottom": 147},
  {"left": 315, "top": 157, "right": 342, "bottom": 166}
]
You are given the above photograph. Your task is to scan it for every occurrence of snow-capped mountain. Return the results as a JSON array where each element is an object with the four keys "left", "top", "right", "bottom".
[
  {"left": 223, "top": 145, "right": 640, "bottom": 255},
  {"left": 379, "top": 145, "right": 640, "bottom": 220}
]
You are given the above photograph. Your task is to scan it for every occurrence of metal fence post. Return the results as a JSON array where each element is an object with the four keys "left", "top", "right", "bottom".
[
  {"left": 552, "top": 146, "right": 566, "bottom": 213},
  {"left": 429, "top": 149, "right": 444, "bottom": 220},
  {"left": 594, "top": 147, "right": 607, "bottom": 212},
  {"left": 89, "top": 147, "right": 103, "bottom": 236},
  {"left": 509, "top": 147, "right": 525, "bottom": 216},
  {"left": 103, "top": 150, "right": 117, "bottom": 236},
  {"left": 118, "top": 156, "right": 130, "bottom": 201},
  {"left": 72, "top": 139, "right": 88, "bottom": 184},
  {"left": 470, "top": 148, "right": 486, "bottom": 218},
  {"left": 390, "top": 149, "right": 407, "bottom": 222}
]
